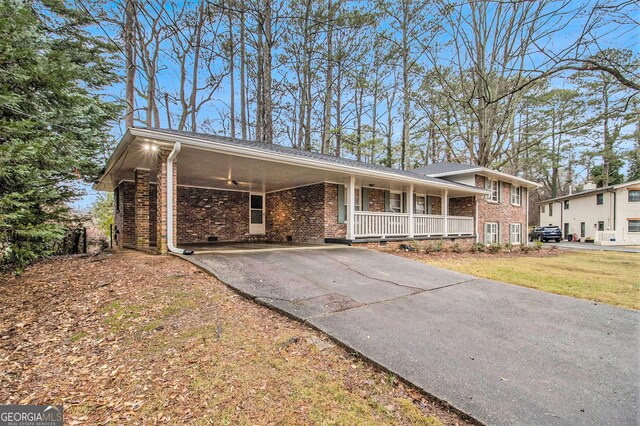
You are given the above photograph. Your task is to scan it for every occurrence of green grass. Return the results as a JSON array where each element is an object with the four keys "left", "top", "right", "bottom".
[{"left": 420, "top": 251, "right": 640, "bottom": 310}]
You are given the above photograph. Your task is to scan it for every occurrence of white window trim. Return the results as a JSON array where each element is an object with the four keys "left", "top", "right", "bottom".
[
  {"left": 354, "top": 187, "right": 361, "bottom": 211},
  {"left": 415, "top": 194, "right": 427, "bottom": 215},
  {"left": 510, "top": 184, "right": 521, "bottom": 206},
  {"left": 510, "top": 223, "right": 522, "bottom": 245},
  {"left": 487, "top": 180, "right": 499, "bottom": 203},
  {"left": 486, "top": 222, "right": 499, "bottom": 244},
  {"left": 628, "top": 219, "right": 640, "bottom": 233},
  {"left": 389, "top": 191, "right": 403, "bottom": 213}
]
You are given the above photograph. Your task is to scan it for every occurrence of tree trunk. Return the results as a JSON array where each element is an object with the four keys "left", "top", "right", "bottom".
[
  {"left": 321, "top": 0, "right": 334, "bottom": 154},
  {"left": 256, "top": 18, "right": 263, "bottom": 143},
  {"left": 240, "top": 10, "right": 247, "bottom": 140},
  {"left": 334, "top": 66, "right": 342, "bottom": 157},
  {"left": 124, "top": 0, "right": 136, "bottom": 128},
  {"left": 229, "top": 12, "right": 235, "bottom": 140},
  {"left": 401, "top": 0, "right": 410, "bottom": 170},
  {"left": 189, "top": 1, "right": 204, "bottom": 131},
  {"left": 262, "top": 0, "right": 273, "bottom": 144}
]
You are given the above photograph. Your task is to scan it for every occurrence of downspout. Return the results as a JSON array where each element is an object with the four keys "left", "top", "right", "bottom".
[
  {"left": 525, "top": 188, "right": 529, "bottom": 244},
  {"left": 167, "top": 142, "right": 194, "bottom": 255}
]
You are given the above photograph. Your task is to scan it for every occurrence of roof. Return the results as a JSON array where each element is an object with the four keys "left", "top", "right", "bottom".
[
  {"left": 95, "top": 127, "right": 488, "bottom": 194},
  {"left": 538, "top": 180, "right": 640, "bottom": 203},
  {"left": 151, "top": 128, "right": 448, "bottom": 184},
  {"left": 413, "top": 161, "right": 540, "bottom": 189},
  {"left": 413, "top": 162, "right": 481, "bottom": 175}
]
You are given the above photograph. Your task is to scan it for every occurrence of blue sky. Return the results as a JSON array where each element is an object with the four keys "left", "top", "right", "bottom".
[{"left": 68, "top": 0, "right": 639, "bottom": 211}]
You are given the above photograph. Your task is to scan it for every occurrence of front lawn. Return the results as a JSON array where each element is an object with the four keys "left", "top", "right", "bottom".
[
  {"left": 0, "top": 251, "right": 467, "bottom": 425},
  {"left": 414, "top": 250, "right": 639, "bottom": 310}
]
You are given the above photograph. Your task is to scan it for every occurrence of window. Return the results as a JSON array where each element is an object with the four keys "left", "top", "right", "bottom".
[
  {"left": 549, "top": 203, "right": 553, "bottom": 217},
  {"left": 510, "top": 223, "right": 522, "bottom": 244},
  {"left": 342, "top": 186, "right": 361, "bottom": 211},
  {"left": 629, "top": 190, "right": 640, "bottom": 202},
  {"left": 389, "top": 192, "right": 402, "bottom": 213},
  {"left": 581, "top": 222, "right": 585, "bottom": 238},
  {"left": 629, "top": 220, "right": 640, "bottom": 233},
  {"left": 510, "top": 185, "right": 521, "bottom": 205},
  {"left": 564, "top": 200, "right": 570, "bottom": 210},
  {"left": 598, "top": 221, "right": 605, "bottom": 231},
  {"left": 485, "top": 222, "right": 499, "bottom": 244},
  {"left": 596, "top": 193, "right": 604, "bottom": 205},
  {"left": 489, "top": 180, "right": 499, "bottom": 202},
  {"left": 415, "top": 195, "right": 426, "bottom": 215}
]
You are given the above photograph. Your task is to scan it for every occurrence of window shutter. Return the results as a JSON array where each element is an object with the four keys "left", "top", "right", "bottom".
[
  {"left": 498, "top": 222, "right": 502, "bottom": 243},
  {"left": 427, "top": 195, "right": 432, "bottom": 214},
  {"left": 337, "top": 185, "right": 346, "bottom": 224},
  {"left": 509, "top": 224, "right": 513, "bottom": 243},
  {"left": 402, "top": 192, "right": 407, "bottom": 213},
  {"left": 362, "top": 187, "right": 369, "bottom": 211},
  {"left": 509, "top": 184, "right": 514, "bottom": 204},
  {"left": 384, "top": 190, "right": 391, "bottom": 212},
  {"left": 484, "top": 223, "right": 490, "bottom": 244},
  {"left": 498, "top": 181, "right": 503, "bottom": 203}
]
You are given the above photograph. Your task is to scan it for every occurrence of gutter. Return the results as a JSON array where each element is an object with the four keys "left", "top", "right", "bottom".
[{"left": 166, "top": 142, "right": 193, "bottom": 255}]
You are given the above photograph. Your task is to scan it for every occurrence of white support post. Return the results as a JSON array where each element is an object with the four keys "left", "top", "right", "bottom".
[
  {"left": 346, "top": 175, "right": 356, "bottom": 240},
  {"left": 443, "top": 189, "right": 449, "bottom": 236},
  {"left": 408, "top": 184, "right": 414, "bottom": 238}
]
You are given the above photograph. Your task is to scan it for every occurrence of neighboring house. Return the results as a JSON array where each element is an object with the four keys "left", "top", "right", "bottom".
[
  {"left": 94, "top": 127, "right": 538, "bottom": 254},
  {"left": 413, "top": 163, "right": 539, "bottom": 245},
  {"left": 538, "top": 180, "right": 640, "bottom": 245}
]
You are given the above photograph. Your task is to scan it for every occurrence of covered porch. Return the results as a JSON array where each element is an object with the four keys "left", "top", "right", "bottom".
[{"left": 95, "top": 128, "right": 484, "bottom": 253}]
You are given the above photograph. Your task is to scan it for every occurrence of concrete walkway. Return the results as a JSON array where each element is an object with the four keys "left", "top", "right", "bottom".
[{"left": 182, "top": 247, "right": 640, "bottom": 426}]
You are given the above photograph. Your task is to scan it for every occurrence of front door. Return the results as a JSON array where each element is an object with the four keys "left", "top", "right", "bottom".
[{"left": 249, "top": 193, "right": 265, "bottom": 235}]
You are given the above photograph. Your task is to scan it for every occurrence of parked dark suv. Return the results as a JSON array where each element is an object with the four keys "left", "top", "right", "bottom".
[{"left": 529, "top": 226, "right": 562, "bottom": 242}]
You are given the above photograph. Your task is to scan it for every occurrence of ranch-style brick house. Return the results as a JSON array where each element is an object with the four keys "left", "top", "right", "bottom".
[{"left": 94, "top": 127, "right": 539, "bottom": 254}]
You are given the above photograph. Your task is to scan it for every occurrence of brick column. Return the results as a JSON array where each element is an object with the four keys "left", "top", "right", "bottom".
[
  {"left": 134, "top": 168, "right": 150, "bottom": 249},
  {"left": 156, "top": 150, "right": 177, "bottom": 254}
]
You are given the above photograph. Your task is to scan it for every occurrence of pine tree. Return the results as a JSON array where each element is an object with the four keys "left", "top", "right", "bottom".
[{"left": 0, "top": 1, "right": 119, "bottom": 271}]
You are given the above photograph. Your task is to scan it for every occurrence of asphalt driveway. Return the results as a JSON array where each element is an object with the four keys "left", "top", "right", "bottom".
[{"left": 184, "top": 247, "right": 640, "bottom": 425}]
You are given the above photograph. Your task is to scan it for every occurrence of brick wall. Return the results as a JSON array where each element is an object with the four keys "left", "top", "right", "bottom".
[
  {"left": 324, "top": 183, "right": 347, "bottom": 238},
  {"left": 266, "top": 183, "right": 326, "bottom": 242},
  {"left": 134, "top": 169, "right": 150, "bottom": 249},
  {"left": 366, "top": 188, "right": 386, "bottom": 212},
  {"left": 431, "top": 196, "right": 442, "bottom": 215},
  {"left": 476, "top": 175, "right": 527, "bottom": 244},
  {"left": 176, "top": 186, "right": 250, "bottom": 243},
  {"left": 114, "top": 181, "right": 135, "bottom": 247},
  {"left": 449, "top": 197, "right": 474, "bottom": 217},
  {"left": 149, "top": 183, "right": 157, "bottom": 247}
]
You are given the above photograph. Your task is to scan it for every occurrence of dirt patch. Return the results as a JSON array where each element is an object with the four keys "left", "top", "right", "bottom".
[{"left": 0, "top": 250, "right": 472, "bottom": 425}]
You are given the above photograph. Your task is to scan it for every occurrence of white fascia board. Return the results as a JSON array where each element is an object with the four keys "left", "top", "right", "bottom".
[
  {"left": 129, "top": 128, "right": 489, "bottom": 195},
  {"left": 428, "top": 167, "right": 541, "bottom": 189}
]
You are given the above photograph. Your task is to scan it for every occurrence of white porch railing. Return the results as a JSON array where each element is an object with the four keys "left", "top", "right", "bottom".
[
  {"left": 353, "top": 212, "right": 474, "bottom": 239},
  {"left": 353, "top": 212, "right": 410, "bottom": 238},
  {"left": 414, "top": 215, "right": 445, "bottom": 236},
  {"left": 447, "top": 216, "right": 475, "bottom": 235}
]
